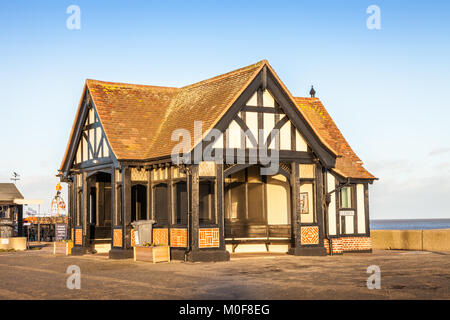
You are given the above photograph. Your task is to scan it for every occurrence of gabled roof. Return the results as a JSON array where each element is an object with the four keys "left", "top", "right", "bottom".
[
  {"left": 60, "top": 60, "right": 375, "bottom": 180},
  {"left": 0, "top": 183, "right": 24, "bottom": 204},
  {"left": 294, "top": 97, "right": 375, "bottom": 180}
]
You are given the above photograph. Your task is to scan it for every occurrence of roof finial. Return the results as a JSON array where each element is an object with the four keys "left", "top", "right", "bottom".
[{"left": 310, "top": 85, "right": 316, "bottom": 98}]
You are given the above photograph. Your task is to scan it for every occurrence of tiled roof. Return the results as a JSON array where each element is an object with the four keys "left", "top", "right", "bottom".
[
  {"left": 294, "top": 97, "right": 375, "bottom": 180},
  {"left": 61, "top": 60, "right": 375, "bottom": 180},
  {"left": 87, "top": 81, "right": 179, "bottom": 160},
  {"left": 88, "top": 61, "right": 265, "bottom": 161}
]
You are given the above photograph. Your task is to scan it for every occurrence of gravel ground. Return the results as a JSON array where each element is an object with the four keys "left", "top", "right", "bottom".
[{"left": 0, "top": 245, "right": 449, "bottom": 300}]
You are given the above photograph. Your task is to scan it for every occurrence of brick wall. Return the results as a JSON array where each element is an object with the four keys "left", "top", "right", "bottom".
[
  {"left": 324, "top": 236, "right": 372, "bottom": 254},
  {"left": 341, "top": 237, "right": 372, "bottom": 252}
]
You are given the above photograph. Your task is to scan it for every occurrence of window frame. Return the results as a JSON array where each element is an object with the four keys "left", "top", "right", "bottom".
[
  {"left": 174, "top": 180, "right": 188, "bottom": 226},
  {"left": 153, "top": 182, "right": 170, "bottom": 226},
  {"left": 199, "top": 179, "right": 217, "bottom": 225},
  {"left": 339, "top": 185, "right": 355, "bottom": 210}
]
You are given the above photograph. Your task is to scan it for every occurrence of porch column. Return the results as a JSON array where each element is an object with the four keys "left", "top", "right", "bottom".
[
  {"left": 110, "top": 166, "right": 133, "bottom": 259},
  {"left": 82, "top": 172, "right": 89, "bottom": 246},
  {"left": 17, "top": 205, "right": 23, "bottom": 237},
  {"left": 122, "top": 167, "right": 132, "bottom": 249},
  {"left": 186, "top": 164, "right": 229, "bottom": 262},
  {"left": 217, "top": 164, "right": 226, "bottom": 251},
  {"left": 67, "top": 180, "right": 73, "bottom": 235},
  {"left": 72, "top": 172, "right": 89, "bottom": 255},
  {"left": 289, "top": 162, "right": 327, "bottom": 256},
  {"left": 110, "top": 167, "right": 116, "bottom": 248},
  {"left": 190, "top": 164, "right": 199, "bottom": 251},
  {"left": 315, "top": 163, "right": 325, "bottom": 247},
  {"left": 147, "top": 169, "right": 152, "bottom": 220},
  {"left": 290, "top": 161, "right": 301, "bottom": 249}
]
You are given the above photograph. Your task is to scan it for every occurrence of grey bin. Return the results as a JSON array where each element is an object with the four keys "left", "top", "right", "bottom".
[{"left": 131, "top": 220, "right": 155, "bottom": 246}]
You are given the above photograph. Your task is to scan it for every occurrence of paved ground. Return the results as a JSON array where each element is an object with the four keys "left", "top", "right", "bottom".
[{"left": 0, "top": 244, "right": 449, "bottom": 299}]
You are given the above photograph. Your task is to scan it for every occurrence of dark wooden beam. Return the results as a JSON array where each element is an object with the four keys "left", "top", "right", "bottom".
[
  {"left": 315, "top": 164, "right": 325, "bottom": 247},
  {"left": 147, "top": 169, "right": 152, "bottom": 220},
  {"left": 82, "top": 172, "right": 88, "bottom": 246},
  {"left": 110, "top": 167, "right": 116, "bottom": 248},
  {"left": 290, "top": 162, "right": 300, "bottom": 248},
  {"left": 241, "top": 106, "right": 284, "bottom": 114},
  {"left": 364, "top": 183, "right": 371, "bottom": 236},
  {"left": 68, "top": 181, "right": 73, "bottom": 233},
  {"left": 122, "top": 167, "right": 132, "bottom": 249},
  {"left": 190, "top": 165, "right": 199, "bottom": 251}
]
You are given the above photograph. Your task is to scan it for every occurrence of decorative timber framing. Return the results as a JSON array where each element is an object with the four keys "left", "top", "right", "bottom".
[{"left": 60, "top": 60, "right": 376, "bottom": 261}]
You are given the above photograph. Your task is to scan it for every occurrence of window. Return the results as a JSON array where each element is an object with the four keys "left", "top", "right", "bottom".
[
  {"left": 248, "top": 183, "right": 264, "bottom": 223},
  {"left": 299, "top": 181, "right": 316, "bottom": 223},
  {"left": 0, "top": 206, "right": 9, "bottom": 219},
  {"left": 77, "top": 189, "right": 83, "bottom": 226},
  {"left": 131, "top": 184, "right": 147, "bottom": 221},
  {"left": 199, "top": 181, "right": 215, "bottom": 224},
  {"left": 154, "top": 184, "right": 169, "bottom": 225},
  {"left": 225, "top": 183, "right": 245, "bottom": 220},
  {"left": 340, "top": 186, "right": 353, "bottom": 209},
  {"left": 175, "top": 182, "right": 188, "bottom": 225},
  {"left": 89, "top": 187, "right": 97, "bottom": 225},
  {"left": 224, "top": 165, "right": 268, "bottom": 224},
  {"left": 116, "top": 185, "right": 123, "bottom": 225}
]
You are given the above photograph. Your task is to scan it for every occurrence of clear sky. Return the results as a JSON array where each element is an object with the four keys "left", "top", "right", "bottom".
[{"left": 0, "top": 0, "right": 449, "bottom": 219}]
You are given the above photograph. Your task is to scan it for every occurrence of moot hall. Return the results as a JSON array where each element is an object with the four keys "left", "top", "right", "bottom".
[{"left": 59, "top": 60, "right": 376, "bottom": 261}]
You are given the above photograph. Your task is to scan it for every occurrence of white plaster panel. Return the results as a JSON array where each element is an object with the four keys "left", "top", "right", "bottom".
[
  {"left": 357, "top": 184, "right": 366, "bottom": 234},
  {"left": 246, "top": 92, "right": 258, "bottom": 106},
  {"left": 245, "top": 112, "right": 258, "bottom": 147},
  {"left": 295, "top": 129, "right": 308, "bottom": 152},
  {"left": 345, "top": 215, "right": 354, "bottom": 234},
  {"left": 263, "top": 89, "right": 275, "bottom": 107},
  {"left": 280, "top": 121, "right": 291, "bottom": 150},
  {"left": 228, "top": 120, "right": 241, "bottom": 148},
  {"left": 327, "top": 172, "right": 337, "bottom": 235},
  {"left": 267, "top": 175, "right": 290, "bottom": 225}
]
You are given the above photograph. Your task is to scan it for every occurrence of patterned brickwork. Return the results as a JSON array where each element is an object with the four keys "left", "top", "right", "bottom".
[
  {"left": 301, "top": 226, "right": 319, "bottom": 245},
  {"left": 153, "top": 228, "right": 169, "bottom": 245},
  {"left": 324, "top": 237, "right": 372, "bottom": 254},
  {"left": 75, "top": 229, "right": 82, "bottom": 245},
  {"left": 113, "top": 228, "right": 123, "bottom": 247},
  {"left": 131, "top": 229, "right": 136, "bottom": 247},
  {"left": 331, "top": 238, "right": 343, "bottom": 254},
  {"left": 131, "top": 168, "right": 147, "bottom": 181},
  {"left": 341, "top": 237, "right": 372, "bottom": 252},
  {"left": 170, "top": 228, "right": 187, "bottom": 247},
  {"left": 324, "top": 238, "right": 330, "bottom": 254},
  {"left": 199, "top": 228, "right": 220, "bottom": 248}
]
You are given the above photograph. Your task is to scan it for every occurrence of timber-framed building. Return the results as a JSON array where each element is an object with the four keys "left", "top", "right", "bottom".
[{"left": 59, "top": 60, "right": 376, "bottom": 261}]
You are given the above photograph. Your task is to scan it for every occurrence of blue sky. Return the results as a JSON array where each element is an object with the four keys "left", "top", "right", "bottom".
[{"left": 0, "top": 0, "right": 449, "bottom": 219}]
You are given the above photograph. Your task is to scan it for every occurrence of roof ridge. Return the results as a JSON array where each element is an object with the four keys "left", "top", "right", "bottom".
[
  {"left": 86, "top": 79, "right": 178, "bottom": 90},
  {"left": 180, "top": 60, "right": 267, "bottom": 90}
]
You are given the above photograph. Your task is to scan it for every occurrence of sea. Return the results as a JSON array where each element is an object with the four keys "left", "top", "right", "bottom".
[{"left": 370, "top": 219, "right": 450, "bottom": 230}]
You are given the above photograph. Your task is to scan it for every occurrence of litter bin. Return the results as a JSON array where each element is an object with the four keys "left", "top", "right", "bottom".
[{"left": 131, "top": 220, "right": 155, "bottom": 246}]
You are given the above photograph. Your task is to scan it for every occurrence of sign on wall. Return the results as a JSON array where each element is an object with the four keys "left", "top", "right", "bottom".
[
  {"left": 55, "top": 223, "right": 68, "bottom": 240},
  {"left": 339, "top": 210, "right": 355, "bottom": 216}
]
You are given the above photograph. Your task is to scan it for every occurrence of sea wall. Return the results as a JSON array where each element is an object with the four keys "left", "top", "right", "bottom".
[
  {"left": 0, "top": 237, "right": 27, "bottom": 251},
  {"left": 371, "top": 229, "right": 450, "bottom": 252}
]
